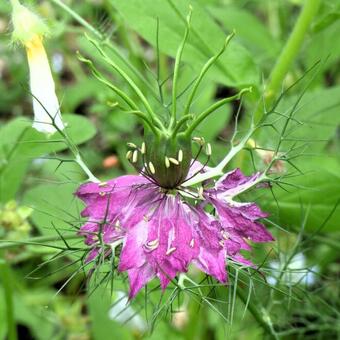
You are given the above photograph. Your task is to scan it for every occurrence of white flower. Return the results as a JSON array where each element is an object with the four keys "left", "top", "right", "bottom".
[
  {"left": 268, "top": 253, "right": 318, "bottom": 286},
  {"left": 109, "top": 291, "right": 147, "bottom": 332},
  {"left": 11, "top": 0, "right": 64, "bottom": 134}
]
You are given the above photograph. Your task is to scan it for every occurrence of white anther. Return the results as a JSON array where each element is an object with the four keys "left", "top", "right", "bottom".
[
  {"left": 190, "top": 239, "right": 195, "bottom": 248},
  {"left": 206, "top": 143, "right": 212, "bottom": 156},
  {"left": 145, "top": 239, "right": 159, "bottom": 251},
  {"left": 126, "top": 150, "right": 132, "bottom": 160},
  {"left": 193, "top": 136, "right": 205, "bottom": 146},
  {"left": 141, "top": 142, "right": 146, "bottom": 154},
  {"left": 99, "top": 191, "right": 106, "bottom": 196},
  {"left": 219, "top": 240, "right": 225, "bottom": 247},
  {"left": 148, "top": 162, "right": 156, "bottom": 174},
  {"left": 127, "top": 142, "right": 137, "bottom": 148},
  {"left": 178, "top": 149, "right": 183, "bottom": 162},
  {"left": 98, "top": 182, "right": 108, "bottom": 187},
  {"left": 165, "top": 156, "right": 170, "bottom": 168},
  {"left": 132, "top": 150, "right": 138, "bottom": 163},
  {"left": 169, "top": 157, "right": 179, "bottom": 165},
  {"left": 115, "top": 220, "right": 121, "bottom": 230},
  {"left": 221, "top": 231, "right": 229, "bottom": 240},
  {"left": 166, "top": 247, "right": 176, "bottom": 255}
]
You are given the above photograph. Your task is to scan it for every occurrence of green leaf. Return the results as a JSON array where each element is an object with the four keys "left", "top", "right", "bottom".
[
  {"left": 87, "top": 287, "right": 133, "bottom": 340},
  {"left": 262, "top": 157, "right": 340, "bottom": 232},
  {"left": 22, "top": 183, "right": 82, "bottom": 236},
  {"left": 208, "top": 5, "right": 281, "bottom": 64},
  {"left": 282, "top": 86, "right": 340, "bottom": 152},
  {"left": 111, "top": 0, "right": 259, "bottom": 87},
  {"left": 0, "top": 114, "right": 96, "bottom": 202}
]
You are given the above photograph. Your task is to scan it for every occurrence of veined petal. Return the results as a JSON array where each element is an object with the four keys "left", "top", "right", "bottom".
[{"left": 215, "top": 168, "right": 262, "bottom": 197}]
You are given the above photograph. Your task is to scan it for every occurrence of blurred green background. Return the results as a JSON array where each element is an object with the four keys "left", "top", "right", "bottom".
[{"left": 0, "top": 0, "right": 339, "bottom": 339}]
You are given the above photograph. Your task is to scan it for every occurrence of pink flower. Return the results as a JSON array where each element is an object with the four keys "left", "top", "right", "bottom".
[{"left": 76, "top": 168, "right": 273, "bottom": 299}]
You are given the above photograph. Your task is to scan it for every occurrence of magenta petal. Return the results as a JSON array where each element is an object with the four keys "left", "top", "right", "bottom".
[
  {"left": 119, "top": 220, "right": 148, "bottom": 271},
  {"left": 85, "top": 247, "right": 100, "bottom": 263},
  {"left": 78, "top": 222, "right": 99, "bottom": 245},
  {"left": 195, "top": 248, "right": 227, "bottom": 283},
  {"left": 127, "top": 264, "right": 155, "bottom": 299},
  {"left": 215, "top": 168, "right": 262, "bottom": 197}
]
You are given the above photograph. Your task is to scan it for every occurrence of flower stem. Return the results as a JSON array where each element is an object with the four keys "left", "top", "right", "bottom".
[
  {"left": 0, "top": 252, "right": 17, "bottom": 340},
  {"left": 255, "top": 0, "right": 321, "bottom": 123},
  {"left": 75, "top": 154, "right": 99, "bottom": 183}
]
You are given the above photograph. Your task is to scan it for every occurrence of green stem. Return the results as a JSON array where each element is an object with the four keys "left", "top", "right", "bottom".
[
  {"left": 0, "top": 252, "right": 17, "bottom": 340},
  {"left": 170, "top": 9, "right": 192, "bottom": 128},
  {"left": 255, "top": 0, "right": 321, "bottom": 122}
]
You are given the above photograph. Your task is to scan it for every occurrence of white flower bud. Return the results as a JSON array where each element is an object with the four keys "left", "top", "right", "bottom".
[{"left": 11, "top": 1, "right": 64, "bottom": 134}]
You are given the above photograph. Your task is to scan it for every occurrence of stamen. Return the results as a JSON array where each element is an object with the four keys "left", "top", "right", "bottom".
[
  {"left": 165, "top": 156, "right": 170, "bottom": 168},
  {"left": 145, "top": 239, "right": 159, "bottom": 251},
  {"left": 219, "top": 240, "right": 225, "bottom": 247},
  {"left": 169, "top": 157, "right": 179, "bottom": 165},
  {"left": 98, "top": 182, "right": 108, "bottom": 187},
  {"left": 141, "top": 142, "right": 146, "bottom": 154},
  {"left": 205, "top": 143, "right": 212, "bottom": 156},
  {"left": 198, "top": 186, "right": 204, "bottom": 198},
  {"left": 126, "top": 150, "right": 132, "bottom": 160},
  {"left": 127, "top": 142, "right": 137, "bottom": 148},
  {"left": 115, "top": 220, "right": 121, "bottom": 230},
  {"left": 148, "top": 162, "right": 156, "bottom": 174},
  {"left": 99, "top": 191, "right": 106, "bottom": 196},
  {"left": 178, "top": 149, "right": 183, "bottom": 162},
  {"left": 132, "top": 150, "right": 138, "bottom": 163},
  {"left": 166, "top": 247, "right": 176, "bottom": 255},
  {"left": 190, "top": 239, "right": 195, "bottom": 248},
  {"left": 193, "top": 136, "right": 205, "bottom": 146},
  {"left": 221, "top": 231, "right": 229, "bottom": 240}
]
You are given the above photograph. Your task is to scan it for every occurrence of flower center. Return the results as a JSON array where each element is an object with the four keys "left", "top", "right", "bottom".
[{"left": 127, "top": 133, "right": 192, "bottom": 189}]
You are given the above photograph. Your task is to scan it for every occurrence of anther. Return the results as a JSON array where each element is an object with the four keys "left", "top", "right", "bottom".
[
  {"left": 132, "top": 150, "right": 138, "bottom": 163},
  {"left": 99, "top": 191, "right": 106, "bottom": 196},
  {"left": 115, "top": 220, "right": 121, "bottom": 230},
  {"left": 127, "top": 142, "right": 137, "bottom": 148},
  {"left": 205, "top": 143, "right": 212, "bottom": 156},
  {"left": 193, "top": 136, "right": 205, "bottom": 146},
  {"left": 166, "top": 247, "right": 176, "bottom": 255},
  {"left": 148, "top": 162, "right": 156, "bottom": 174},
  {"left": 98, "top": 182, "right": 108, "bottom": 187},
  {"left": 190, "top": 239, "right": 195, "bottom": 248},
  {"left": 126, "top": 150, "right": 132, "bottom": 160},
  {"left": 165, "top": 156, "right": 170, "bottom": 168},
  {"left": 141, "top": 142, "right": 146, "bottom": 154},
  {"left": 198, "top": 186, "right": 204, "bottom": 198},
  {"left": 169, "top": 157, "right": 179, "bottom": 165},
  {"left": 178, "top": 149, "right": 183, "bottom": 162},
  {"left": 219, "top": 240, "right": 225, "bottom": 247},
  {"left": 145, "top": 239, "right": 159, "bottom": 251},
  {"left": 221, "top": 231, "right": 229, "bottom": 240}
]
